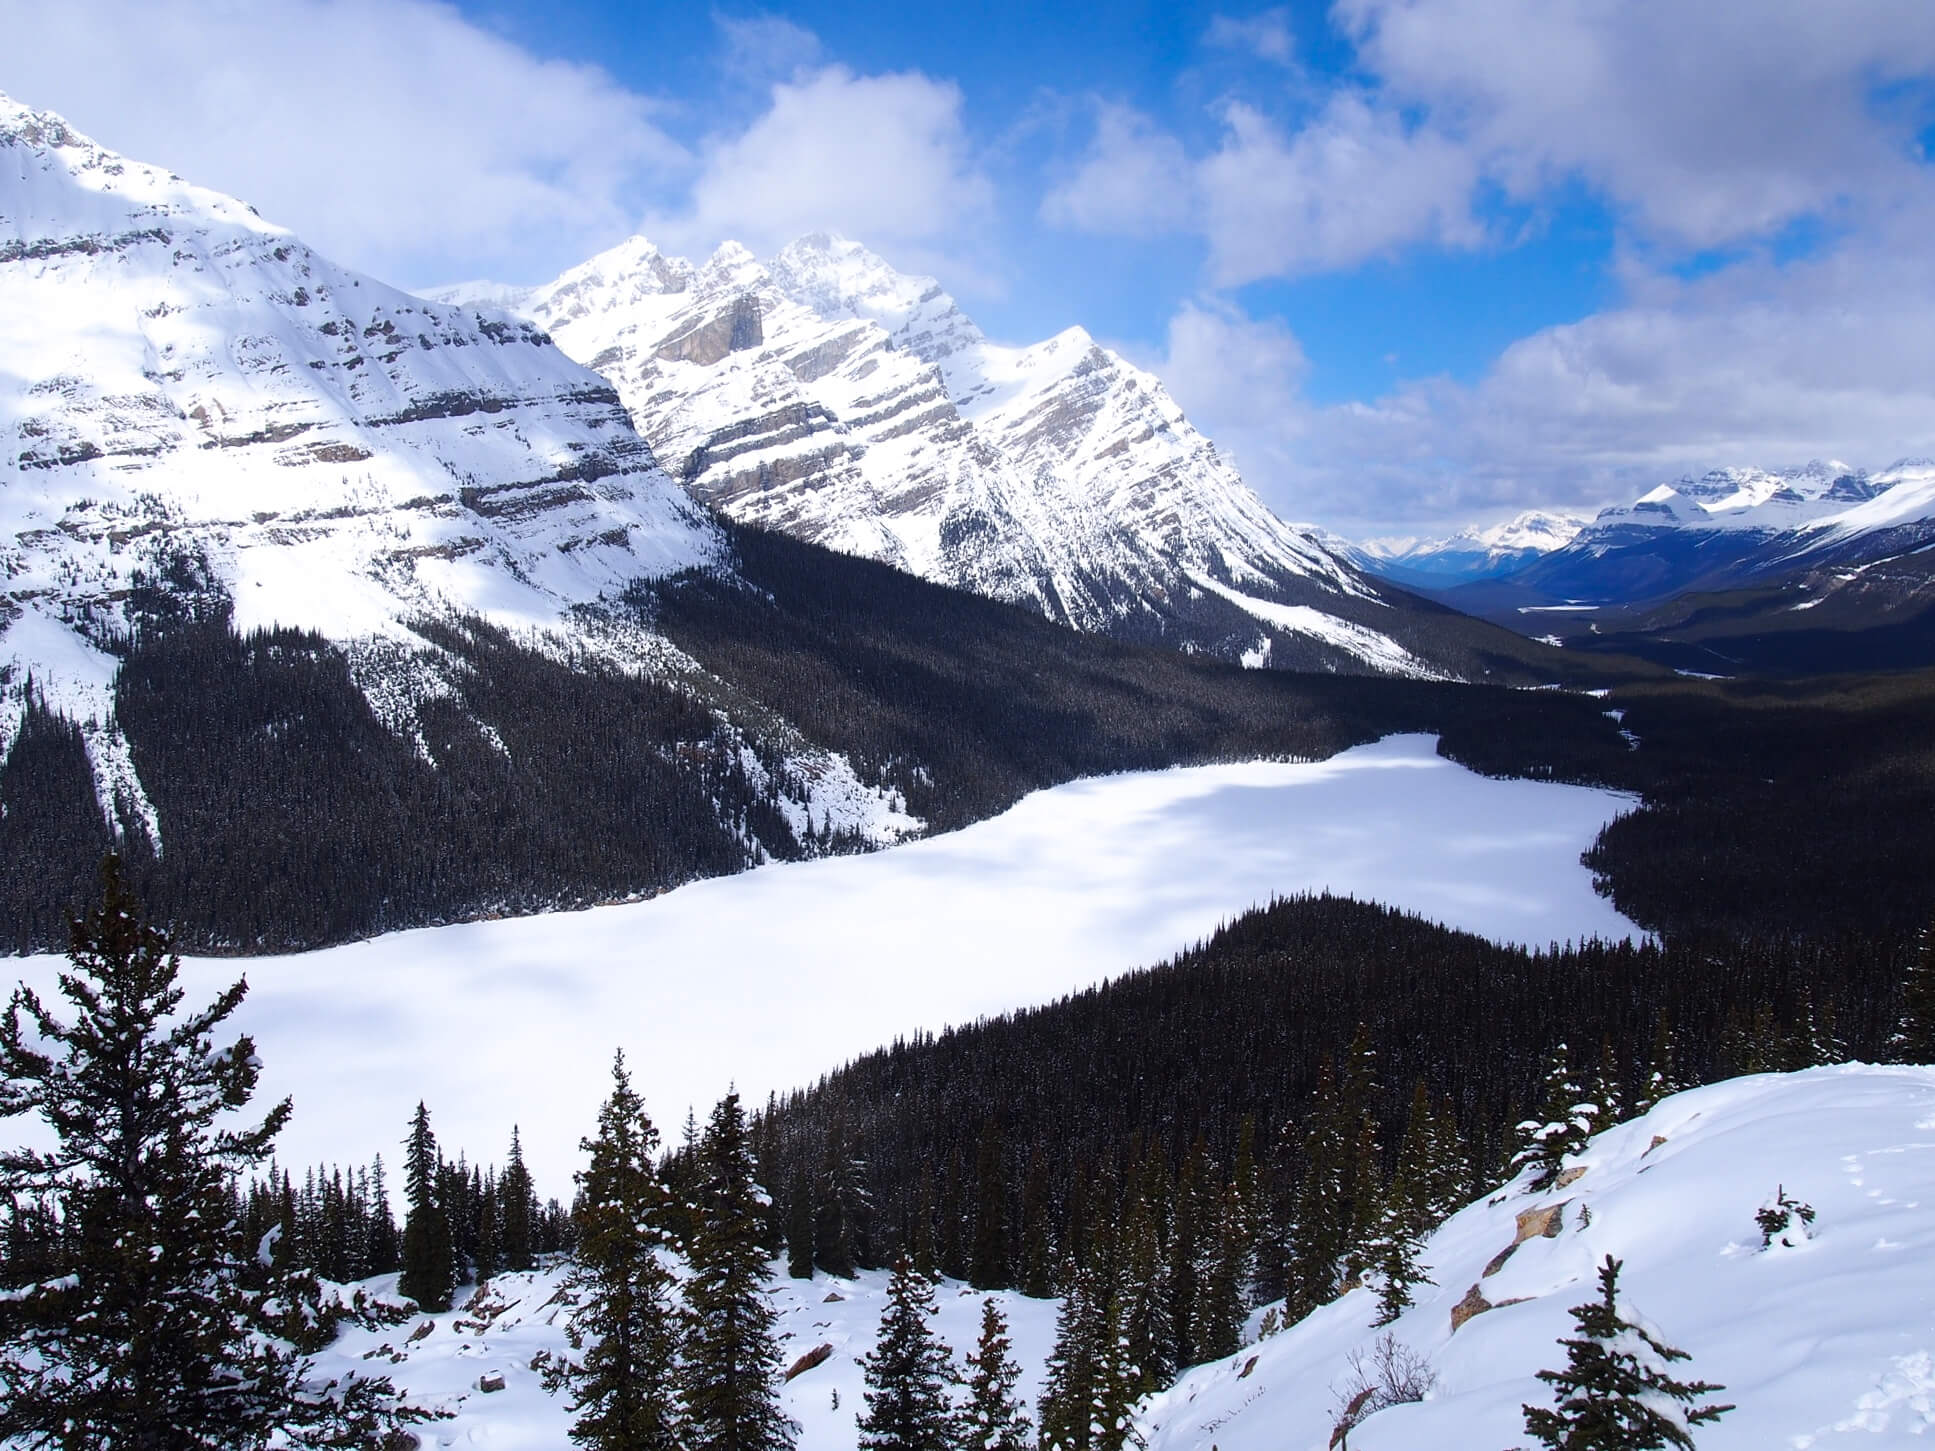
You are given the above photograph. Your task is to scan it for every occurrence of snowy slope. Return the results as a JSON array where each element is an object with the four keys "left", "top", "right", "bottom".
[
  {"left": 0, "top": 93, "right": 724, "bottom": 834},
  {"left": 9, "top": 734, "right": 1639, "bottom": 1194},
  {"left": 435, "top": 233, "right": 1450, "bottom": 675},
  {"left": 1146, "top": 1064, "right": 1935, "bottom": 1451},
  {"left": 308, "top": 1261, "right": 1061, "bottom": 1451}
]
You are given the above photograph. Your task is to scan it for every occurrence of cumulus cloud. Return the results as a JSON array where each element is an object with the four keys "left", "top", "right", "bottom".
[
  {"left": 643, "top": 64, "right": 996, "bottom": 276},
  {"left": 0, "top": 0, "right": 688, "bottom": 287},
  {"left": 1146, "top": 214, "right": 1935, "bottom": 535},
  {"left": 1341, "top": 0, "right": 1935, "bottom": 249},
  {"left": 1047, "top": 0, "right": 1935, "bottom": 279},
  {"left": 716, "top": 12, "right": 824, "bottom": 85}
]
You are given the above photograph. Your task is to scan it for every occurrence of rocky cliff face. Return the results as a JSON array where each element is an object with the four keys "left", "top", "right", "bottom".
[{"left": 438, "top": 233, "right": 1462, "bottom": 676}]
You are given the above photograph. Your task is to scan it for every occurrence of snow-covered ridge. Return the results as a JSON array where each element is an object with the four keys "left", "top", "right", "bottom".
[
  {"left": 1355, "top": 509, "right": 1592, "bottom": 583},
  {"left": 0, "top": 90, "right": 773, "bottom": 845},
  {"left": 434, "top": 231, "right": 1390, "bottom": 665},
  {"left": 1146, "top": 1063, "right": 1935, "bottom": 1450}
]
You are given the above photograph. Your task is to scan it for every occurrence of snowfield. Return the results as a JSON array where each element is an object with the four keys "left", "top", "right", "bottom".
[
  {"left": 1146, "top": 1064, "right": 1935, "bottom": 1451},
  {"left": 311, "top": 1262, "right": 1060, "bottom": 1451},
  {"left": 8, "top": 735, "right": 1637, "bottom": 1194}
]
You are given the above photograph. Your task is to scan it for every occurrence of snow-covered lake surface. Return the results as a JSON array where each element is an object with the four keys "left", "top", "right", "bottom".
[{"left": 10, "top": 734, "right": 1639, "bottom": 1190}]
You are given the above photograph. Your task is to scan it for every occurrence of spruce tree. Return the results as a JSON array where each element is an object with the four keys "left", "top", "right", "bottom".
[
  {"left": 1522, "top": 1255, "right": 1732, "bottom": 1450},
  {"left": 1115, "top": 1176, "right": 1171, "bottom": 1392},
  {"left": 546, "top": 1050, "right": 684, "bottom": 1451},
  {"left": 0, "top": 855, "right": 409, "bottom": 1446},
  {"left": 1367, "top": 1084, "right": 1435, "bottom": 1325},
  {"left": 1038, "top": 1258, "right": 1099, "bottom": 1451},
  {"left": 1190, "top": 1183, "right": 1245, "bottom": 1362},
  {"left": 683, "top": 1091, "right": 797, "bottom": 1451},
  {"left": 1512, "top": 1045, "right": 1592, "bottom": 1194},
  {"left": 398, "top": 1102, "right": 456, "bottom": 1311},
  {"left": 501, "top": 1124, "right": 537, "bottom": 1272},
  {"left": 816, "top": 1122, "right": 859, "bottom": 1278},
  {"left": 1018, "top": 1151, "right": 1055, "bottom": 1299},
  {"left": 963, "top": 1298, "right": 1033, "bottom": 1451},
  {"left": 367, "top": 1152, "right": 400, "bottom": 1275},
  {"left": 857, "top": 1254, "right": 960, "bottom": 1451}
]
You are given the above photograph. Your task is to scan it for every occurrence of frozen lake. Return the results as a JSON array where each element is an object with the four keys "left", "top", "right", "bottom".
[{"left": 10, "top": 734, "right": 1641, "bottom": 1191}]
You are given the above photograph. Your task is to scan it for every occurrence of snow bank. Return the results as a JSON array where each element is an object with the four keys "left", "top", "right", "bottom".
[{"left": 1148, "top": 1063, "right": 1935, "bottom": 1450}]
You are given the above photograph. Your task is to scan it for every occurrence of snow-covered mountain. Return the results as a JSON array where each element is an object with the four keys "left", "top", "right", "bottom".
[
  {"left": 0, "top": 94, "right": 724, "bottom": 804},
  {"left": 1355, "top": 509, "right": 1592, "bottom": 586},
  {"left": 1464, "top": 460, "right": 1935, "bottom": 612},
  {"left": 0, "top": 93, "right": 941, "bottom": 860},
  {"left": 433, "top": 234, "right": 1488, "bottom": 679}
]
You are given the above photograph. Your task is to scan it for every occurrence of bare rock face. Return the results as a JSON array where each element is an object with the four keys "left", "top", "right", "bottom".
[
  {"left": 1513, "top": 1201, "right": 1569, "bottom": 1244},
  {"left": 784, "top": 1343, "right": 835, "bottom": 1381}
]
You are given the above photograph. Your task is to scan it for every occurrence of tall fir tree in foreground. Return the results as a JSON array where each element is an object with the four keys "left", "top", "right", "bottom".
[
  {"left": 857, "top": 1254, "right": 960, "bottom": 1451},
  {"left": 963, "top": 1298, "right": 1033, "bottom": 1451},
  {"left": 546, "top": 1050, "right": 684, "bottom": 1451},
  {"left": 1522, "top": 1255, "right": 1732, "bottom": 1450},
  {"left": 683, "top": 1091, "right": 797, "bottom": 1451},
  {"left": 398, "top": 1101, "right": 456, "bottom": 1311},
  {"left": 0, "top": 856, "right": 408, "bottom": 1447}
]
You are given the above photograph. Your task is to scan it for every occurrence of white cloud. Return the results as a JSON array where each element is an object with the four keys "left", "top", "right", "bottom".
[
  {"left": 1040, "top": 103, "right": 1195, "bottom": 234},
  {"left": 1341, "top": 0, "right": 1935, "bottom": 250},
  {"left": 716, "top": 12, "right": 824, "bottom": 85},
  {"left": 0, "top": 0, "right": 688, "bottom": 287},
  {"left": 1145, "top": 214, "right": 1935, "bottom": 535},
  {"left": 643, "top": 65, "right": 996, "bottom": 276},
  {"left": 1197, "top": 95, "right": 1482, "bottom": 283},
  {"left": 1205, "top": 8, "right": 1297, "bottom": 66}
]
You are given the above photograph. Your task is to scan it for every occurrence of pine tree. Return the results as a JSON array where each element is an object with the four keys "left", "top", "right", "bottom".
[
  {"left": 546, "top": 1050, "right": 684, "bottom": 1451},
  {"left": 501, "top": 1124, "right": 537, "bottom": 1272},
  {"left": 1513, "top": 1045, "right": 1593, "bottom": 1194},
  {"left": 857, "top": 1254, "right": 960, "bottom": 1451},
  {"left": 683, "top": 1091, "right": 797, "bottom": 1451},
  {"left": 473, "top": 1167, "right": 500, "bottom": 1283},
  {"left": 1018, "top": 1150, "right": 1055, "bottom": 1299},
  {"left": 1522, "top": 1255, "right": 1732, "bottom": 1450},
  {"left": 1165, "top": 1140, "right": 1206, "bottom": 1369},
  {"left": 816, "top": 1120, "right": 859, "bottom": 1278},
  {"left": 0, "top": 855, "right": 409, "bottom": 1446},
  {"left": 1631, "top": 1015, "right": 1680, "bottom": 1118},
  {"left": 398, "top": 1102, "right": 456, "bottom": 1311},
  {"left": 367, "top": 1152, "right": 400, "bottom": 1275},
  {"left": 1115, "top": 1174, "right": 1171, "bottom": 1392},
  {"left": 1190, "top": 1182, "right": 1245, "bottom": 1362},
  {"left": 963, "top": 1298, "right": 1033, "bottom": 1451},
  {"left": 1892, "top": 917, "right": 1935, "bottom": 1063},
  {"left": 1038, "top": 1258, "right": 1099, "bottom": 1451}
]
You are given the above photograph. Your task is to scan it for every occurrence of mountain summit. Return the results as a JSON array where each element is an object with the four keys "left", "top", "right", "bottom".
[{"left": 435, "top": 233, "right": 1487, "bottom": 678}]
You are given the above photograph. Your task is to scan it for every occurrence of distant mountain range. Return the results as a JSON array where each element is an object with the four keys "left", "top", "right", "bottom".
[{"left": 1348, "top": 509, "right": 1592, "bottom": 587}]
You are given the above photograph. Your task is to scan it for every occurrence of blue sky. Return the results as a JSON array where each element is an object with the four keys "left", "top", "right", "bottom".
[{"left": 5, "top": 0, "right": 1934, "bottom": 535}]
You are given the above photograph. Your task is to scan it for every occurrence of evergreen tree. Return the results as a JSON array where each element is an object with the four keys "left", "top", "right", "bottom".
[
  {"left": 367, "top": 1153, "right": 400, "bottom": 1275},
  {"left": 1522, "top": 1256, "right": 1732, "bottom": 1450},
  {"left": 546, "top": 1051, "right": 684, "bottom": 1451},
  {"left": 786, "top": 1160, "right": 815, "bottom": 1280},
  {"left": 1165, "top": 1140, "right": 1206, "bottom": 1369},
  {"left": 1284, "top": 1059, "right": 1350, "bottom": 1320},
  {"left": 0, "top": 855, "right": 407, "bottom": 1446},
  {"left": 1018, "top": 1151, "right": 1055, "bottom": 1299},
  {"left": 1190, "top": 1183, "right": 1245, "bottom": 1362},
  {"left": 1114, "top": 1175, "right": 1171, "bottom": 1392},
  {"left": 963, "top": 1299, "right": 1033, "bottom": 1451},
  {"left": 857, "top": 1254, "right": 960, "bottom": 1451},
  {"left": 816, "top": 1121, "right": 859, "bottom": 1278},
  {"left": 1892, "top": 917, "right": 1935, "bottom": 1063},
  {"left": 970, "top": 1119, "right": 1011, "bottom": 1291},
  {"left": 1512, "top": 1045, "right": 1592, "bottom": 1194},
  {"left": 1367, "top": 1083, "right": 1435, "bottom": 1325},
  {"left": 683, "top": 1091, "right": 797, "bottom": 1451},
  {"left": 398, "top": 1102, "right": 456, "bottom": 1311},
  {"left": 501, "top": 1125, "right": 537, "bottom": 1272},
  {"left": 1038, "top": 1259, "right": 1099, "bottom": 1451},
  {"left": 473, "top": 1166, "right": 501, "bottom": 1283}
]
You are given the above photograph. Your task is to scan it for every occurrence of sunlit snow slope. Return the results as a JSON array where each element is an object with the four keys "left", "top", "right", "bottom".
[
  {"left": 0, "top": 92, "right": 718, "bottom": 829},
  {"left": 12, "top": 735, "right": 1638, "bottom": 1192},
  {"left": 1146, "top": 1063, "right": 1935, "bottom": 1450},
  {"left": 434, "top": 234, "right": 1465, "bottom": 678}
]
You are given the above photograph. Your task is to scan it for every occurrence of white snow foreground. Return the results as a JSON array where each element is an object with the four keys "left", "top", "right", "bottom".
[
  {"left": 431, "top": 234, "right": 1419, "bottom": 673},
  {"left": 1144, "top": 1064, "right": 1935, "bottom": 1451},
  {"left": 7, "top": 733, "right": 1639, "bottom": 1195},
  {"left": 308, "top": 1262, "right": 1059, "bottom": 1451}
]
